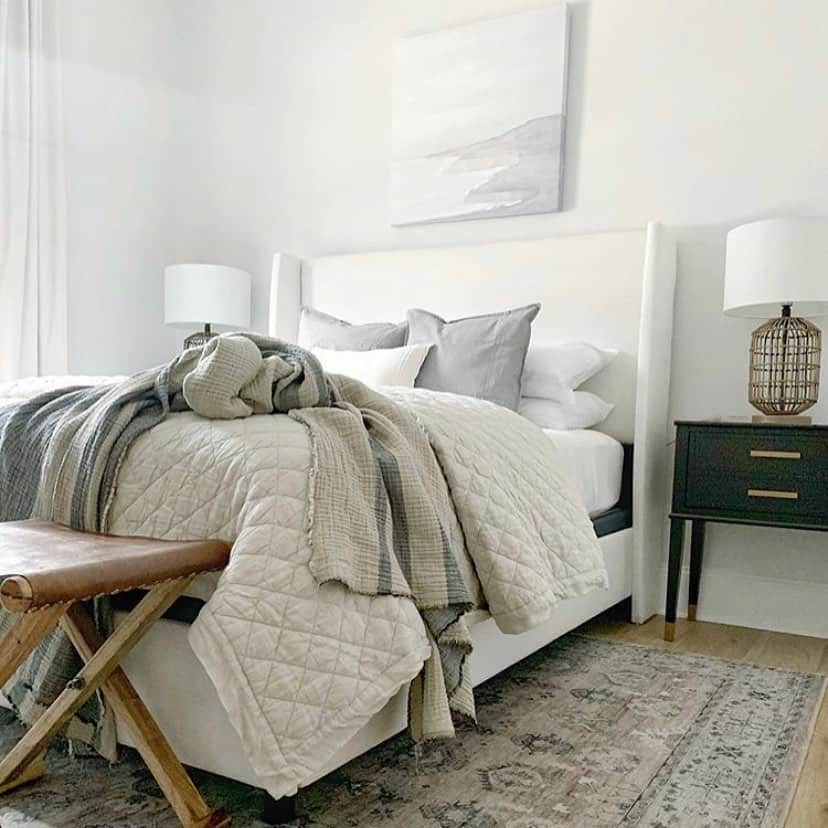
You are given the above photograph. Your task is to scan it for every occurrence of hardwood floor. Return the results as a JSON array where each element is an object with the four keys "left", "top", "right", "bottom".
[{"left": 576, "top": 614, "right": 828, "bottom": 827}]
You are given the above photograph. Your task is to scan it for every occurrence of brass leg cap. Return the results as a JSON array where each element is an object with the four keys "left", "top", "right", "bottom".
[
  {"left": 688, "top": 604, "right": 697, "bottom": 622},
  {"left": 664, "top": 621, "right": 676, "bottom": 642}
]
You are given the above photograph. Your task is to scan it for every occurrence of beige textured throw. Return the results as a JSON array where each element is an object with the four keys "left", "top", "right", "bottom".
[{"left": 292, "top": 376, "right": 476, "bottom": 737}]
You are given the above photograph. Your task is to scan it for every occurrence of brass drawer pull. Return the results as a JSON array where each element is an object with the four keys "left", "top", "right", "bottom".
[
  {"left": 750, "top": 449, "right": 801, "bottom": 460},
  {"left": 747, "top": 488, "right": 799, "bottom": 500}
]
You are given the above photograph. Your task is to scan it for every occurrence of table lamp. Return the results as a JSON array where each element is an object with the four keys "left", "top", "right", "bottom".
[
  {"left": 164, "top": 264, "right": 252, "bottom": 349},
  {"left": 724, "top": 218, "right": 828, "bottom": 423}
]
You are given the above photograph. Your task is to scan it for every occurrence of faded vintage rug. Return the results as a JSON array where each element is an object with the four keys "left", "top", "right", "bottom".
[{"left": 0, "top": 634, "right": 823, "bottom": 827}]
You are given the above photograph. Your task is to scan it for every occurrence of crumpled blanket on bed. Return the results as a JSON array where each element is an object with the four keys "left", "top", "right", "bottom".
[
  {"left": 0, "top": 335, "right": 475, "bottom": 756},
  {"left": 0, "top": 363, "right": 606, "bottom": 798}
]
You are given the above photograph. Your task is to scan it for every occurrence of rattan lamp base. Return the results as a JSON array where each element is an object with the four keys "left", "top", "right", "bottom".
[
  {"left": 183, "top": 324, "right": 215, "bottom": 351},
  {"left": 748, "top": 306, "right": 820, "bottom": 418}
]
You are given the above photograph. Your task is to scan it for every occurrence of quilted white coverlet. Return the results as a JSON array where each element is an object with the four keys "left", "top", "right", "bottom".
[
  {"left": 0, "top": 375, "right": 125, "bottom": 403},
  {"left": 0, "top": 378, "right": 606, "bottom": 798},
  {"left": 384, "top": 389, "right": 609, "bottom": 633}
]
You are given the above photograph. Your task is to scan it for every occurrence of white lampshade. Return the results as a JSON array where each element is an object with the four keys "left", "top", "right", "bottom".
[
  {"left": 164, "top": 264, "right": 251, "bottom": 329},
  {"left": 724, "top": 218, "right": 828, "bottom": 318}
]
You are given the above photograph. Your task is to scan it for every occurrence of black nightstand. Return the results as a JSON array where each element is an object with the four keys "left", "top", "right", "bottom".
[{"left": 664, "top": 419, "right": 828, "bottom": 641}]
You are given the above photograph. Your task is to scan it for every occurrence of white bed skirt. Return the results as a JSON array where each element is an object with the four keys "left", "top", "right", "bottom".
[{"left": 115, "top": 527, "right": 632, "bottom": 792}]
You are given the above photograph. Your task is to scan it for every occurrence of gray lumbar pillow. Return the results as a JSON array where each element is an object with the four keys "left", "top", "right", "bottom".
[
  {"left": 297, "top": 307, "right": 408, "bottom": 350},
  {"left": 407, "top": 304, "right": 541, "bottom": 410}
]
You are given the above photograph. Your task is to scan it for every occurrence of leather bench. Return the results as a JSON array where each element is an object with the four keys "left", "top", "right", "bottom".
[{"left": 0, "top": 520, "right": 231, "bottom": 828}]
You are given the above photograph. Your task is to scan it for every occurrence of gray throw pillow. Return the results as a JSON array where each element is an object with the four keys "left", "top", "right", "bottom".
[
  {"left": 297, "top": 307, "right": 407, "bottom": 350},
  {"left": 407, "top": 304, "right": 541, "bottom": 410}
]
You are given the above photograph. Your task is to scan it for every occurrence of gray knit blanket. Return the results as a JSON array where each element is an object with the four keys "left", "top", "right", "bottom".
[{"left": 0, "top": 334, "right": 473, "bottom": 757}]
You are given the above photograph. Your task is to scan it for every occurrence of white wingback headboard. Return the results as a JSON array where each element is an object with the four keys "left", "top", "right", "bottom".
[{"left": 269, "top": 223, "right": 677, "bottom": 621}]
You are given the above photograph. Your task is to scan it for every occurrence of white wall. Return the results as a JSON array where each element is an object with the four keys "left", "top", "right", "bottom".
[
  {"left": 57, "top": 0, "right": 213, "bottom": 374},
  {"left": 59, "top": 0, "right": 828, "bottom": 635}
]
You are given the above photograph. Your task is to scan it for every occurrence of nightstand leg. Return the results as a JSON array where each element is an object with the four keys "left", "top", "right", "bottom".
[
  {"left": 688, "top": 520, "right": 706, "bottom": 622},
  {"left": 664, "top": 518, "right": 685, "bottom": 641}
]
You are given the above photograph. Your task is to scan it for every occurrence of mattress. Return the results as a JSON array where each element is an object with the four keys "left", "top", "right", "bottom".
[{"left": 541, "top": 428, "right": 624, "bottom": 518}]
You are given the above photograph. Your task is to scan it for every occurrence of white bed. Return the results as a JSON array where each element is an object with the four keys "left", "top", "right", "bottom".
[{"left": 112, "top": 223, "right": 677, "bottom": 806}]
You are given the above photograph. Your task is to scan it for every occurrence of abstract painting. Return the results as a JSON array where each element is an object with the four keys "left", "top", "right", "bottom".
[{"left": 391, "top": 4, "right": 569, "bottom": 226}]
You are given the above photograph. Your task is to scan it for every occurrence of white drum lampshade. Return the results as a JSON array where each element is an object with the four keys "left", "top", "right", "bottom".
[
  {"left": 724, "top": 218, "right": 828, "bottom": 421},
  {"left": 165, "top": 264, "right": 252, "bottom": 348}
]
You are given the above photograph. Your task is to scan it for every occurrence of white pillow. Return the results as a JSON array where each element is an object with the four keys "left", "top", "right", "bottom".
[
  {"left": 519, "top": 392, "right": 615, "bottom": 430},
  {"left": 522, "top": 343, "right": 618, "bottom": 402},
  {"left": 312, "top": 344, "right": 431, "bottom": 389}
]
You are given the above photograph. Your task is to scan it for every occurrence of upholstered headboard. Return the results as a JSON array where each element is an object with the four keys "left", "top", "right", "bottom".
[{"left": 268, "top": 224, "right": 677, "bottom": 621}]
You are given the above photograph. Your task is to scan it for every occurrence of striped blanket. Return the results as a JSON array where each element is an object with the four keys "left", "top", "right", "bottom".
[{"left": 0, "top": 334, "right": 473, "bottom": 757}]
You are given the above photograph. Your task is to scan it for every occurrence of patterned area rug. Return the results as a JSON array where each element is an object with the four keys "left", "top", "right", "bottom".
[{"left": 0, "top": 634, "right": 823, "bottom": 827}]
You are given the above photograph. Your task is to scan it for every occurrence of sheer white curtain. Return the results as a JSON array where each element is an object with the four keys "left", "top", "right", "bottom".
[{"left": 0, "top": 0, "right": 67, "bottom": 381}]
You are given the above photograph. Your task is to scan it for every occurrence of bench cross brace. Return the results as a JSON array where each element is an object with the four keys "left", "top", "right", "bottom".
[{"left": 0, "top": 577, "right": 230, "bottom": 828}]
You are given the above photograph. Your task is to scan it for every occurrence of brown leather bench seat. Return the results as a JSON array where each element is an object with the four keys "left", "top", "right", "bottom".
[
  {"left": 0, "top": 520, "right": 232, "bottom": 828},
  {"left": 0, "top": 521, "right": 229, "bottom": 613}
]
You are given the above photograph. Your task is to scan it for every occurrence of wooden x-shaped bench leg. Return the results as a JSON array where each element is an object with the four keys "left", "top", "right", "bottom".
[
  {"left": 0, "top": 605, "right": 69, "bottom": 689},
  {"left": 0, "top": 578, "right": 230, "bottom": 828},
  {"left": 0, "top": 604, "right": 67, "bottom": 795}
]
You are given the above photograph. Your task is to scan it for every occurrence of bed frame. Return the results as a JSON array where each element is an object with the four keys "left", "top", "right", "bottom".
[{"left": 116, "top": 224, "right": 677, "bottom": 816}]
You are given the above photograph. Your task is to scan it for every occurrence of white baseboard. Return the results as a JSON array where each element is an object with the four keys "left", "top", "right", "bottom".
[{"left": 658, "top": 565, "right": 828, "bottom": 639}]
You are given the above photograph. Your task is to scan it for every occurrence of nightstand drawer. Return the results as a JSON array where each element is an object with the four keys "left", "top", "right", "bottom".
[{"left": 682, "top": 429, "right": 828, "bottom": 519}]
